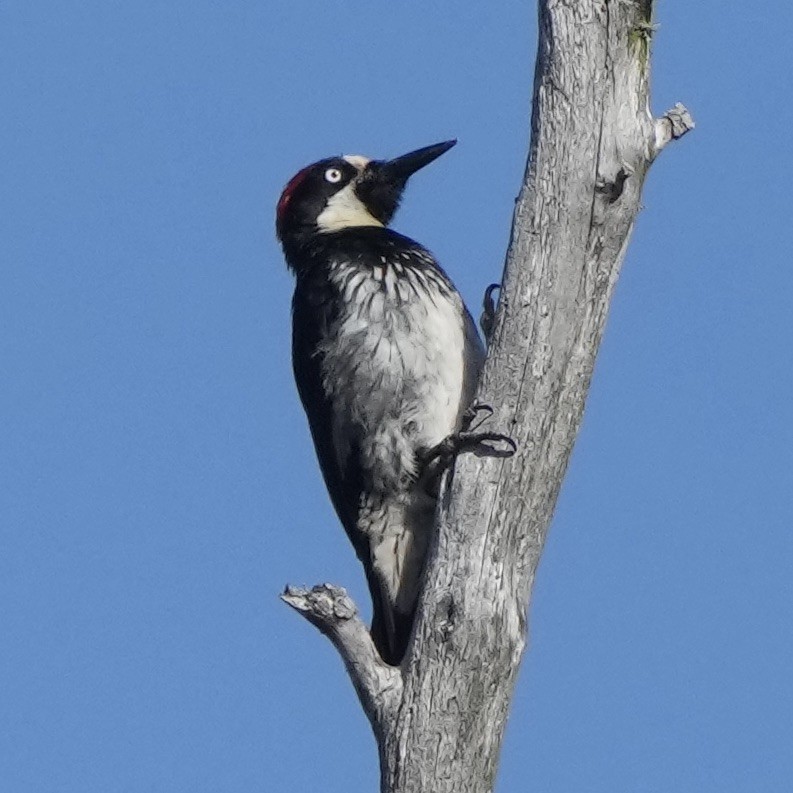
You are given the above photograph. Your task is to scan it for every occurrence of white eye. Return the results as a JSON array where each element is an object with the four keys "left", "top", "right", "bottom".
[{"left": 324, "top": 167, "right": 343, "bottom": 184}]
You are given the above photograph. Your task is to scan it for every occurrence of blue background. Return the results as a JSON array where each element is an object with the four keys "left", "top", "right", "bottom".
[{"left": 2, "top": 2, "right": 791, "bottom": 791}]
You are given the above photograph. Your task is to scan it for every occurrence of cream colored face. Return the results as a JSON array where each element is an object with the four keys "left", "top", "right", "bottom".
[
  {"left": 342, "top": 155, "right": 371, "bottom": 171},
  {"left": 315, "top": 155, "right": 384, "bottom": 233}
]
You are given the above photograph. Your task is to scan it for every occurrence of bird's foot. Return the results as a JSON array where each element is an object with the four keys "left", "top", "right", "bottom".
[
  {"left": 418, "top": 404, "right": 516, "bottom": 496},
  {"left": 421, "top": 408, "right": 516, "bottom": 474},
  {"left": 423, "top": 430, "right": 517, "bottom": 469},
  {"left": 479, "top": 283, "right": 500, "bottom": 344},
  {"left": 461, "top": 402, "right": 495, "bottom": 433}
]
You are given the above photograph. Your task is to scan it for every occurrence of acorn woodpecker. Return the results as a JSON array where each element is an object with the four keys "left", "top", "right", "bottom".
[{"left": 277, "top": 140, "right": 485, "bottom": 664}]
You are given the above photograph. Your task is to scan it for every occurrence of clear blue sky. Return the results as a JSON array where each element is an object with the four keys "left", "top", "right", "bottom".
[{"left": 2, "top": 2, "right": 791, "bottom": 791}]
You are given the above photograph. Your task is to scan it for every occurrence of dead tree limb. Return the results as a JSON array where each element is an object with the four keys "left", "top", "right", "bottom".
[{"left": 283, "top": 2, "right": 693, "bottom": 791}]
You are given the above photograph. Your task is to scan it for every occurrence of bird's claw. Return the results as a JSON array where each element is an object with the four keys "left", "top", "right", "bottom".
[
  {"left": 462, "top": 402, "right": 494, "bottom": 433},
  {"left": 479, "top": 283, "right": 501, "bottom": 343},
  {"left": 421, "top": 427, "right": 517, "bottom": 469},
  {"left": 454, "top": 430, "right": 517, "bottom": 458}
]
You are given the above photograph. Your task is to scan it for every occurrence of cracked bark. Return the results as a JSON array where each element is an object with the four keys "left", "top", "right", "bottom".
[{"left": 284, "top": 2, "right": 693, "bottom": 791}]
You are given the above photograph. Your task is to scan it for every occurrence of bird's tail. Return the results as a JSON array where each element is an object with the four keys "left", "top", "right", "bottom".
[
  {"left": 370, "top": 599, "right": 414, "bottom": 666},
  {"left": 368, "top": 496, "right": 434, "bottom": 665}
]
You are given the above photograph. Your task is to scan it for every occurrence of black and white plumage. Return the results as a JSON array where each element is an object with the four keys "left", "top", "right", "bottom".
[{"left": 276, "top": 141, "right": 484, "bottom": 664}]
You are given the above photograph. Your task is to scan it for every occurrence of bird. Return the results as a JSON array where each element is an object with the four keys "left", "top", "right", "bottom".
[{"left": 276, "top": 140, "right": 485, "bottom": 665}]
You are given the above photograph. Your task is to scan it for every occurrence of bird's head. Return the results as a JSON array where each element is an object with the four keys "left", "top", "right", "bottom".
[{"left": 275, "top": 140, "right": 456, "bottom": 247}]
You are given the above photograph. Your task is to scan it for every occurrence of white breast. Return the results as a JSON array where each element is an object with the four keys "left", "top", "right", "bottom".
[{"left": 321, "top": 260, "right": 469, "bottom": 486}]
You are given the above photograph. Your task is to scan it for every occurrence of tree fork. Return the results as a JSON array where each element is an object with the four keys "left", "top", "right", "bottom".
[{"left": 283, "top": 2, "right": 693, "bottom": 791}]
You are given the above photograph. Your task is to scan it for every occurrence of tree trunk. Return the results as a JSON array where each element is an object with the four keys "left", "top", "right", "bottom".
[{"left": 283, "top": 1, "right": 693, "bottom": 791}]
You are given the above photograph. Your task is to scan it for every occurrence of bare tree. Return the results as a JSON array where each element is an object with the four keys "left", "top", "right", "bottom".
[{"left": 283, "top": 1, "right": 693, "bottom": 791}]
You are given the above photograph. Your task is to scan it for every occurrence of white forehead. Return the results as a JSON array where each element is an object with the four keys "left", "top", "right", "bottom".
[{"left": 342, "top": 155, "right": 371, "bottom": 171}]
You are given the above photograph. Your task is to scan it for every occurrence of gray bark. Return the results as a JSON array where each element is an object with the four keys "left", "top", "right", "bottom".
[{"left": 284, "top": 2, "right": 693, "bottom": 791}]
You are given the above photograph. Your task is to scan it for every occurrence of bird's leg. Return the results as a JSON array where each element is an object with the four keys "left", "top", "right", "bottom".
[
  {"left": 479, "top": 283, "right": 501, "bottom": 345},
  {"left": 423, "top": 428, "right": 517, "bottom": 468},
  {"left": 419, "top": 403, "right": 516, "bottom": 489}
]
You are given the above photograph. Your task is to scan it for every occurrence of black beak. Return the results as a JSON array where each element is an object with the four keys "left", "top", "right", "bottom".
[
  {"left": 356, "top": 140, "right": 457, "bottom": 226},
  {"left": 381, "top": 140, "right": 457, "bottom": 183}
]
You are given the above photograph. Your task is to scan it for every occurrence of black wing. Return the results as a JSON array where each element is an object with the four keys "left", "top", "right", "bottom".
[{"left": 291, "top": 281, "right": 390, "bottom": 653}]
